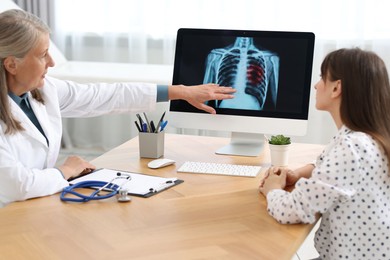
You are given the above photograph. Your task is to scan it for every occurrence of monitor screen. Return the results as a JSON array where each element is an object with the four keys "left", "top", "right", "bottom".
[{"left": 169, "top": 28, "right": 315, "bottom": 156}]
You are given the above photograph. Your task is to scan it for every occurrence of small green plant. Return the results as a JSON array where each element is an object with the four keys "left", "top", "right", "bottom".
[{"left": 269, "top": 135, "right": 291, "bottom": 145}]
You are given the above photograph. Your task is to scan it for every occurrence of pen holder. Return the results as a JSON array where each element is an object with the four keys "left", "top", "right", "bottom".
[{"left": 138, "top": 131, "right": 165, "bottom": 158}]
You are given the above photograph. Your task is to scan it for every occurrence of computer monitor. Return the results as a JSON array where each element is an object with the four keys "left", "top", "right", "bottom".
[{"left": 169, "top": 28, "right": 315, "bottom": 156}]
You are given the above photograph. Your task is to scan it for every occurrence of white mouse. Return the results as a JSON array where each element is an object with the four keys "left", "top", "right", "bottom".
[{"left": 147, "top": 158, "right": 176, "bottom": 169}]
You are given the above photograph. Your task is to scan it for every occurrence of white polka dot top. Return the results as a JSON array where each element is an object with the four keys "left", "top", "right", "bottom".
[{"left": 266, "top": 125, "right": 390, "bottom": 259}]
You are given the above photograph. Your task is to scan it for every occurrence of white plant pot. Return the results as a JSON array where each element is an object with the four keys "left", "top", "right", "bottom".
[{"left": 269, "top": 144, "right": 290, "bottom": 166}]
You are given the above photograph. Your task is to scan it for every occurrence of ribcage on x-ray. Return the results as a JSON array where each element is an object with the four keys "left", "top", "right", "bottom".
[
  {"left": 245, "top": 55, "right": 267, "bottom": 107},
  {"left": 246, "top": 52, "right": 266, "bottom": 86},
  {"left": 203, "top": 37, "right": 279, "bottom": 110},
  {"left": 216, "top": 48, "right": 268, "bottom": 107},
  {"left": 217, "top": 50, "right": 240, "bottom": 87}
]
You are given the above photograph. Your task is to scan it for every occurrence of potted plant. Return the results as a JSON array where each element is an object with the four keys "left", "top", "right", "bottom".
[{"left": 268, "top": 135, "right": 291, "bottom": 166}]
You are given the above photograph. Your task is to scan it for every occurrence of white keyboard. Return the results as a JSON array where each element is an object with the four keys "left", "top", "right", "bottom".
[{"left": 177, "top": 161, "right": 261, "bottom": 177}]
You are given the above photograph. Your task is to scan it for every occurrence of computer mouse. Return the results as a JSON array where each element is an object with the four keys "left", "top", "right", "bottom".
[{"left": 147, "top": 158, "right": 176, "bottom": 169}]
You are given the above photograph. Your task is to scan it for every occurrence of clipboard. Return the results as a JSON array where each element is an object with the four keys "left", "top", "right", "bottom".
[{"left": 69, "top": 168, "right": 183, "bottom": 198}]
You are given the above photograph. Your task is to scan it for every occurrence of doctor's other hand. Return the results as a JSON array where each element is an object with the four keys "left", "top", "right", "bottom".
[
  {"left": 259, "top": 167, "right": 287, "bottom": 197},
  {"left": 168, "top": 84, "right": 236, "bottom": 114},
  {"left": 57, "top": 156, "right": 96, "bottom": 180}
]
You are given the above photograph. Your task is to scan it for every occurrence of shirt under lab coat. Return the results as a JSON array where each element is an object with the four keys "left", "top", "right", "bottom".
[{"left": 0, "top": 76, "right": 157, "bottom": 207}]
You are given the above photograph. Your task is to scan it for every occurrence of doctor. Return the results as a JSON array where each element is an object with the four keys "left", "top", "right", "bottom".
[{"left": 0, "top": 9, "right": 235, "bottom": 207}]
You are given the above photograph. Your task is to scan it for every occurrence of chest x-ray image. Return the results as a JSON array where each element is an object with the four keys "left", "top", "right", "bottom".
[{"left": 203, "top": 37, "right": 279, "bottom": 110}]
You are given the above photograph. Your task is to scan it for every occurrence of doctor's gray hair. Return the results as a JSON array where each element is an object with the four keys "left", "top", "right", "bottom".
[{"left": 0, "top": 9, "right": 49, "bottom": 134}]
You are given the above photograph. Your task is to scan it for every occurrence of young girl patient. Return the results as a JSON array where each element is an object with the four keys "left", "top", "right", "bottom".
[{"left": 259, "top": 48, "right": 390, "bottom": 260}]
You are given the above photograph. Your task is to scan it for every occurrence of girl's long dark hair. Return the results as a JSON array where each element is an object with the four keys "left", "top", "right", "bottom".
[{"left": 321, "top": 48, "right": 390, "bottom": 165}]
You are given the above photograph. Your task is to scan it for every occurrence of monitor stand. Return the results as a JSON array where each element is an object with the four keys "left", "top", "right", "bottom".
[{"left": 215, "top": 132, "right": 265, "bottom": 157}]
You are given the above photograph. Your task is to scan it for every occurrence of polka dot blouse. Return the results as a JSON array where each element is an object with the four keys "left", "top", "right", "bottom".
[{"left": 266, "top": 125, "right": 390, "bottom": 259}]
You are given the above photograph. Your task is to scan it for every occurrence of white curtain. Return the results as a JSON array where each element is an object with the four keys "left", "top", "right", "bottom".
[
  {"left": 12, "top": 0, "right": 54, "bottom": 27},
  {"left": 50, "top": 0, "right": 390, "bottom": 149},
  {"left": 52, "top": 0, "right": 390, "bottom": 63}
]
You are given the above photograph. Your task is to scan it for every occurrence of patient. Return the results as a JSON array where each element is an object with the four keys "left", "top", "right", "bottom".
[
  {"left": 0, "top": 9, "right": 235, "bottom": 207},
  {"left": 259, "top": 48, "right": 390, "bottom": 259}
]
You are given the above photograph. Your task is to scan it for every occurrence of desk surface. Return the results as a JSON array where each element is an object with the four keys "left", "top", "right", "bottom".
[{"left": 0, "top": 134, "right": 324, "bottom": 260}]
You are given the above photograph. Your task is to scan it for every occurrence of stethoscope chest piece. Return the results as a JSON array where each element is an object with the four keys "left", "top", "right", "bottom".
[{"left": 117, "top": 189, "right": 132, "bottom": 202}]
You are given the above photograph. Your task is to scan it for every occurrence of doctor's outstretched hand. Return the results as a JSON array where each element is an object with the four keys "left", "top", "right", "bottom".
[
  {"left": 57, "top": 156, "right": 96, "bottom": 181},
  {"left": 168, "top": 84, "right": 236, "bottom": 114}
]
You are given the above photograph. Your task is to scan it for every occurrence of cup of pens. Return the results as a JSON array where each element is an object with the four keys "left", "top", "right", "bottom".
[{"left": 136, "top": 112, "right": 167, "bottom": 158}]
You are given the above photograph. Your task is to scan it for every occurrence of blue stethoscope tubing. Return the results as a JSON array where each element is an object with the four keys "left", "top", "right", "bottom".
[{"left": 60, "top": 180, "right": 120, "bottom": 202}]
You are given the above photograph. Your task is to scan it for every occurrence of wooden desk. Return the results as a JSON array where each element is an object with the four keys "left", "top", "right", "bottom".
[{"left": 0, "top": 134, "right": 324, "bottom": 260}]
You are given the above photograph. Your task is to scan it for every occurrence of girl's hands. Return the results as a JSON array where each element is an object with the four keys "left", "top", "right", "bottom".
[
  {"left": 259, "top": 167, "right": 288, "bottom": 196},
  {"left": 258, "top": 164, "right": 314, "bottom": 196}
]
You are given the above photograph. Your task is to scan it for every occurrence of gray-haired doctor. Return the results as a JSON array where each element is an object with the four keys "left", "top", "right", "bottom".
[{"left": 0, "top": 9, "right": 235, "bottom": 207}]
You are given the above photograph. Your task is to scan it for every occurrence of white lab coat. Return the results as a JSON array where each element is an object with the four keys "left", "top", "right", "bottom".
[{"left": 0, "top": 76, "right": 157, "bottom": 207}]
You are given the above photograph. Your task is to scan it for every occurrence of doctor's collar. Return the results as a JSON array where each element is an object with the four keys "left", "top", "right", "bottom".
[{"left": 8, "top": 91, "right": 30, "bottom": 106}]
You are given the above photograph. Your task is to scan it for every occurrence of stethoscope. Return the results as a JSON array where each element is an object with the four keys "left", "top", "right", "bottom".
[{"left": 60, "top": 172, "right": 132, "bottom": 203}]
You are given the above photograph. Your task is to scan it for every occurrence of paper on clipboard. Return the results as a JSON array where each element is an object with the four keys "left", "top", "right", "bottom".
[{"left": 69, "top": 168, "right": 182, "bottom": 197}]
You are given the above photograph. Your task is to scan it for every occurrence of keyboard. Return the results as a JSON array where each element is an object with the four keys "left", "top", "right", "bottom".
[{"left": 177, "top": 161, "right": 261, "bottom": 177}]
